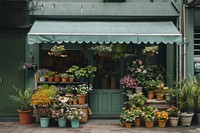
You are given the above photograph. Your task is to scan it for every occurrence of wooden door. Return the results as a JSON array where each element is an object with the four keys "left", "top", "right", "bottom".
[
  {"left": 89, "top": 53, "right": 124, "bottom": 118},
  {"left": 0, "top": 31, "right": 25, "bottom": 116}
]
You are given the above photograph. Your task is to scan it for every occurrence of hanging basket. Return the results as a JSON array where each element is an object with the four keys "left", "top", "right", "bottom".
[
  {"left": 146, "top": 52, "right": 155, "bottom": 57},
  {"left": 52, "top": 50, "right": 62, "bottom": 56}
]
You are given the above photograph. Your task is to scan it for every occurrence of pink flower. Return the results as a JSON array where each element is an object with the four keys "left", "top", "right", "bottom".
[
  {"left": 139, "top": 60, "right": 142, "bottom": 65},
  {"left": 133, "top": 61, "right": 136, "bottom": 64},
  {"left": 137, "top": 68, "right": 141, "bottom": 72},
  {"left": 143, "top": 70, "right": 147, "bottom": 74}
]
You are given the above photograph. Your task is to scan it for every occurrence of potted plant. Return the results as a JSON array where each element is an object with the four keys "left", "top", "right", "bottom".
[
  {"left": 9, "top": 86, "right": 33, "bottom": 124},
  {"left": 163, "top": 87, "right": 178, "bottom": 101},
  {"left": 156, "top": 111, "right": 169, "bottom": 128},
  {"left": 155, "top": 89, "right": 164, "bottom": 101},
  {"left": 51, "top": 45, "right": 65, "bottom": 56},
  {"left": 75, "top": 68, "right": 86, "bottom": 82},
  {"left": 37, "top": 105, "right": 52, "bottom": 128},
  {"left": 143, "top": 79, "right": 158, "bottom": 99},
  {"left": 72, "top": 96, "right": 78, "bottom": 105},
  {"left": 47, "top": 71, "right": 55, "bottom": 82},
  {"left": 77, "top": 84, "right": 93, "bottom": 104},
  {"left": 133, "top": 107, "right": 143, "bottom": 127},
  {"left": 120, "top": 75, "right": 138, "bottom": 94},
  {"left": 142, "top": 45, "right": 159, "bottom": 57},
  {"left": 120, "top": 107, "right": 136, "bottom": 128},
  {"left": 91, "top": 44, "right": 113, "bottom": 57},
  {"left": 52, "top": 102, "right": 68, "bottom": 128},
  {"left": 37, "top": 69, "right": 49, "bottom": 82},
  {"left": 66, "top": 107, "right": 85, "bottom": 128},
  {"left": 177, "top": 76, "right": 197, "bottom": 126},
  {"left": 128, "top": 92, "right": 147, "bottom": 107},
  {"left": 66, "top": 65, "right": 80, "bottom": 81},
  {"left": 167, "top": 106, "right": 180, "bottom": 127},
  {"left": 83, "top": 65, "right": 97, "bottom": 80},
  {"left": 142, "top": 106, "right": 158, "bottom": 128},
  {"left": 127, "top": 59, "right": 147, "bottom": 93},
  {"left": 54, "top": 73, "right": 61, "bottom": 82},
  {"left": 60, "top": 73, "right": 69, "bottom": 82}
]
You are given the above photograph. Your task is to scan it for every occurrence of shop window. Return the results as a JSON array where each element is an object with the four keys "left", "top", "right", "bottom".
[
  {"left": 93, "top": 54, "right": 120, "bottom": 89},
  {"left": 40, "top": 50, "right": 87, "bottom": 73}
]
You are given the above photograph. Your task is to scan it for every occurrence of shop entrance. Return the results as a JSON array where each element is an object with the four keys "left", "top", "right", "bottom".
[{"left": 89, "top": 53, "right": 124, "bottom": 118}]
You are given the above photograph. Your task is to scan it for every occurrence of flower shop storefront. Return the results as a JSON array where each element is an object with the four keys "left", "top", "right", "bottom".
[{"left": 28, "top": 20, "right": 182, "bottom": 118}]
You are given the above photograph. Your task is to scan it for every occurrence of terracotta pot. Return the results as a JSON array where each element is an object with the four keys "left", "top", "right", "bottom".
[
  {"left": 18, "top": 110, "right": 32, "bottom": 124},
  {"left": 54, "top": 76, "right": 61, "bottom": 82},
  {"left": 158, "top": 120, "right": 167, "bottom": 128},
  {"left": 69, "top": 77, "right": 75, "bottom": 82},
  {"left": 61, "top": 77, "right": 68, "bottom": 82},
  {"left": 134, "top": 117, "right": 141, "bottom": 127},
  {"left": 77, "top": 95, "right": 86, "bottom": 104},
  {"left": 124, "top": 122, "right": 132, "bottom": 128},
  {"left": 148, "top": 91, "right": 155, "bottom": 99},
  {"left": 156, "top": 94, "right": 164, "bottom": 101},
  {"left": 169, "top": 117, "right": 179, "bottom": 127},
  {"left": 47, "top": 77, "right": 53, "bottom": 82},
  {"left": 73, "top": 100, "right": 78, "bottom": 105},
  {"left": 145, "top": 120, "right": 154, "bottom": 128}
]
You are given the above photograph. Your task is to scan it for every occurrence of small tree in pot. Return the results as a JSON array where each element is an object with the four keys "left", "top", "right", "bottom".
[
  {"left": 9, "top": 85, "right": 33, "bottom": 124},
  {"left": 177, "top": 76, "right": 197, "bottom": 126}
]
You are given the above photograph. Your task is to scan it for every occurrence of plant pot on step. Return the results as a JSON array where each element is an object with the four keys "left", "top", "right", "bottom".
[
  {"left": 180, "top": 112, "right": 194, "bottom": 127},
  {"left": 156, "top": 94, "right": 164, "bottom": 101},
  {"left": 18, "top": 110, "right": 32, "bottom": 124},
  {"left": 147, "top": 91, "right": 155, "bottom": 99},
  {"left": 169, "top": 117, "right": 179, "bottom": 127},
  {"left": 77, "top": 95, "right": 86, "bottom": 104}
]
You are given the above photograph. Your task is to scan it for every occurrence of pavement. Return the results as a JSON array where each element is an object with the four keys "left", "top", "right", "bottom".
[{"left": 1, "top": 119, "right": 200, "bottom": 133}]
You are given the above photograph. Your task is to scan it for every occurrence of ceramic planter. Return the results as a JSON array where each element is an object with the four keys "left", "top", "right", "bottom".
[
  {"left": 169, "top": 117, "right": 179, "bottom": 127},
  {"left": 71, "top": 119, "right": 80, "bottom": 128},
  {"left": 135, "top": 87, "right": 143, "bottom": 94},
  {"left": 197, "top": 113, "right": 200, "bottom": 124},
  {"left": 18, "top": 110, "right": 32, "bottom": 125},
  {"left": 180, "top": 112, "right": 194, "bottom": 126},
  {"left": 58, "top": 118, "right": 67, "bottom": 128},
  {"left": 126, "top": 89, "right": 133, "bottom": 94},
  {"left": 39, "top": 76, "right": 46, "bottom": 82},
  {"left": 40, "top": 117, "right": 50, "bottom": 128},
  {"left": 164, "top": 93, "right": 171, "bottom": 101}
]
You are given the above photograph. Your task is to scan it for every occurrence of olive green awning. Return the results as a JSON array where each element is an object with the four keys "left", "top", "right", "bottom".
[{"left": 28, "top": 21, "right": 182, "bottom": 45}]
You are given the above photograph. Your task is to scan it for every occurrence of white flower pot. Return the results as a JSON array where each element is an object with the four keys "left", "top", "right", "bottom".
[
  {"left": 135, "top": 87, "right": 143, "bottom": 93},
  {"left": 180, "top": 112, "right": 194, "bottom": 127},
  {"left": 169, "top": 117, "right": 179, "bottom": 127},
  {"left": 39, "top": 76, "right": 46, "bottom": 82}
]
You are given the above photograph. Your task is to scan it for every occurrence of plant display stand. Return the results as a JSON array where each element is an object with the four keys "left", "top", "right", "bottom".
[{"left": 146, "top": 99, "right": 172, "bottom": 110}]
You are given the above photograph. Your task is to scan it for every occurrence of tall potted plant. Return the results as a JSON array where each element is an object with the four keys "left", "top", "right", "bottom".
[
  {"left": 177, "top": 76, "right": 197, "bottom": 126},
  {"left": 9, "top": 86, "right": 33, "bottom": 124}
]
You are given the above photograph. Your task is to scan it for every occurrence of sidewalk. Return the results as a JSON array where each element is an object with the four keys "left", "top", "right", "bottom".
[{"left": 1, "top": 119, "right": 200, "bottom": 133}]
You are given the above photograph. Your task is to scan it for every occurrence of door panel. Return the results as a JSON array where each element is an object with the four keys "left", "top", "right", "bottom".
[
  {"left": 89, "top": 50, "right": 124, "bottom": 117},
  {"left": 0, "top": 31, "right": 25, "bottom": 116}
]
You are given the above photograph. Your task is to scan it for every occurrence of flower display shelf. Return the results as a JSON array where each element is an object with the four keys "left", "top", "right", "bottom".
[
  {"left": 37, "top": 81, "right": 87, "bottom": 85},
  {"left": 146, "top": 99, "right": 173, "bottom": 110}
]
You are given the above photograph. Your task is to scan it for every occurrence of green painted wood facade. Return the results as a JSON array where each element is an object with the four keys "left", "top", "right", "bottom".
[{"left": 0, "top": 0, "right": 183, "bottom": 117}]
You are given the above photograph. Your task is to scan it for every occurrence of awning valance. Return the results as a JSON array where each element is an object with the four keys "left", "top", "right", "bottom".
[{"left": 28, "top": 21, "right": 182, "bottom": 45}]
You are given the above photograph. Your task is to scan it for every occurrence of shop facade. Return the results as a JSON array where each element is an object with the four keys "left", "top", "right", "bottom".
[{"left": 0, "top": 0, "right": 183, "bottom": 118}]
